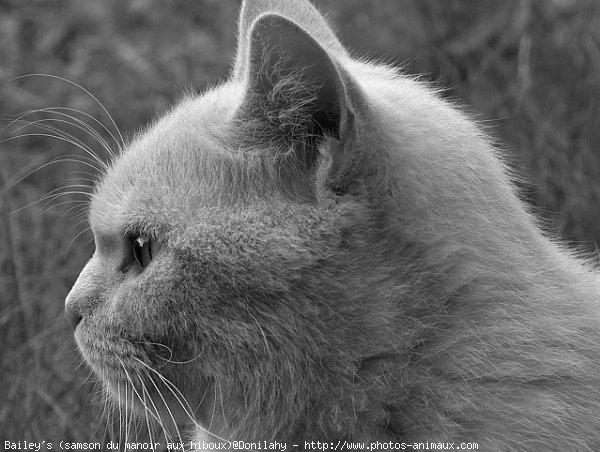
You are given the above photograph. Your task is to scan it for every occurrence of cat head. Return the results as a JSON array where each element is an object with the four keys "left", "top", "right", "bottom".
[
  {"left": 64, "top": 0, "right": 530, "bottom": 442},
  {"left": 64, "top": 0, "right": 395, "bottom": 440}
]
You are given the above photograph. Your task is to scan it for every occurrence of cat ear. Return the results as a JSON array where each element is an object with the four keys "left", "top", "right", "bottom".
[
  {"left": 233, "top": 0, "right": 348, "bottom": 81},
  {"left": 235, "top": 13, "right": 358, "bottom": 175}
]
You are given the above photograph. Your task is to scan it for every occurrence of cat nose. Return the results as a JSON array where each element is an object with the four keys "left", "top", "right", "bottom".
[
  {"left": 65, "top": 259, "right": 100, "bottom": 330},
  {"left": 65, "top": 304, "right": 82, "bottom": 329}
]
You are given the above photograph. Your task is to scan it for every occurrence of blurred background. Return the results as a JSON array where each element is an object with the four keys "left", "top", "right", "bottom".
[{"left": 1, "top": 0, "right": 599, "bottom": 443}]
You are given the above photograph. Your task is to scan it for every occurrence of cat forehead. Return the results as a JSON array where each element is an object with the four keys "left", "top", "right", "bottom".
[
  {"left": 88, "top": 78, "right": 312, "bottom": 235},
  {"left": 90, "top": 83, "right": 247, "bottom": 231},
  {"left": 139, "top": 83, "right": 244, "bottom": 150}
]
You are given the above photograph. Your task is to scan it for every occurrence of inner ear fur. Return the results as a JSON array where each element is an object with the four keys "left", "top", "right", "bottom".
[
  {"left": 233, "top": 0, "right": 348, "bottom": 81},
  {"left": 235, "top": 13, "right": 358, "bottom": 176}
]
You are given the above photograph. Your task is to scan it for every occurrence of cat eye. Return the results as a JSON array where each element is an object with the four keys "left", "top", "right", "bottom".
[{"left": 132, "top": 236, "right": 152, "bottom": 268}]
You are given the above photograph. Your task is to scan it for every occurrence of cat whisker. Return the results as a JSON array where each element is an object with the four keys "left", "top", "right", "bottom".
[
  {"left": 135, "top": 340, "right": 204, "bottom": 366},
  {"left": 138, "top": 375, "right": 162, "bottom": 451},
  {"left": 4, "top": 118, "right": 109, "bottom": 173},
  {"left": 41, "top": 198, "right": 88, "bottom": 216},
  {"left": 133, "top": 340, "right": 174, "bottom": 362},
  {"left": 74, "top": 358, "right": 93, "bottom": 374},
  {"left": 30, "top": 204, "right": 90, "bottom": 245},
  {"left": 118, "top": 364, "right": 147, "bottom": 443},
  {"left": 65, "top": 226, "right": 94, "bottom": 256},
  {"left": 81, "top": 368, "right": 113, "bottom": 443},
  {"left": 96, "top": 384, "right": 113, "bottom": 446},
  {"left": 55, "top": 152, "right": 108, "bottom": 170},
  {"left": 37, "top": 190, "right": 92, "bottom": 211},
  {"left": 2, "top": 102, "right": 122, "bottom": 156},
  {"left": 157, "top": 354, "right": 202, "bottom": 365},
  {"left": 108, "top": 389, "right": 120, "bottom": 445},
  {"left": 61, "top": 174, "right": 100, "bottom": 188},
  {"left": 117, "top": 380, "right": 124, "bottom": 448},
  {"left": 133, "top": 357, "right": 233, "bottom": 445},
  {"left": 42, "top": 182, "right": 93, "bottom": 194},
  {"left": 5, "top": 156, "right": 99, "bottom": 199},
  {"left": 216, "top": 379, "right": 231, "bottom": 435},
  {"left": 0, "top": 122, "right": 105, "bottom": 169},
  {"left": 8, "top": 106, "right": 121, "bottom": 159},
  {"left": 11, "top": 74, "right": 126, "bottom": 150},
  {"left": 69, "top": 214, "right": 90, "bottom": 234},
  {"left": 127, "top": 377, "right": 136, "bottom": 445},
  {"left": 122, "top": 377, "right": 128, "bottom": 444},
  {"left": 51, "top": 105, "right": 122, "bottom": 157},
  {"left": 138, "top": 370, "right": 181, "bottom": 444},
  {"left": 37, "top": 187, "right": 93, "bottom": 207},
  {"left": 40, "top": 205, "right": 90, "bottom": 244},
  {"left": 4, "top": 114, "right": 111, "bottom": 165},
  {"left": 132, "top": 358, "right": 196, "bottom": 421},
  {"left": 208, "top": 380, "right": 218, "bottom": 434},
  {"left": 116, "top": 356, "right": 168, "bottom": 441},
  {"left": 136, "top": 372, "right": 153, "bottom": 429},
  {"left": 59, "top": 203, "right": 89, "bottom": 225}
]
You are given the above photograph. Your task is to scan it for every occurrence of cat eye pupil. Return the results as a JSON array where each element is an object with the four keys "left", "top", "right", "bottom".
[{"left": 133, "top": 236, "right": 152, "bottom": 268}]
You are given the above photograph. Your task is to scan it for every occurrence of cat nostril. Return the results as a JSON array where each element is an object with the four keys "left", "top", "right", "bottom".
[{"left": 65, "top": 305, "right": 82, "bottom": 330}]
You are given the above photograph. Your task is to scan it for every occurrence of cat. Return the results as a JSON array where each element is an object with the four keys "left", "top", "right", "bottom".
[{"left": 65, "top": 0, "right": 600, "bottom": 450}]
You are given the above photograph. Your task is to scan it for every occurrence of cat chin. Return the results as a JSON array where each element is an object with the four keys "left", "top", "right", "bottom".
[
  {"left": 104, "top": 372, "right": 211, "bottom": 437},
  {"left": 75, "top": 328, "right": 210, "bottom": 429},
  {"left": 103, "top": 378, "right": 177, "bottom": 436}
]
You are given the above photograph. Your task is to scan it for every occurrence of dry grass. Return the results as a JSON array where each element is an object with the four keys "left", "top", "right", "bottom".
[{"left": 1, "top": 0, "right": 599, "bottom": 443}]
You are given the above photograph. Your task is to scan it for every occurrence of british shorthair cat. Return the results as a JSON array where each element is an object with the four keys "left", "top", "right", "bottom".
[{"left": 65, "top": 0, "right": 600, "bottom": 450}]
